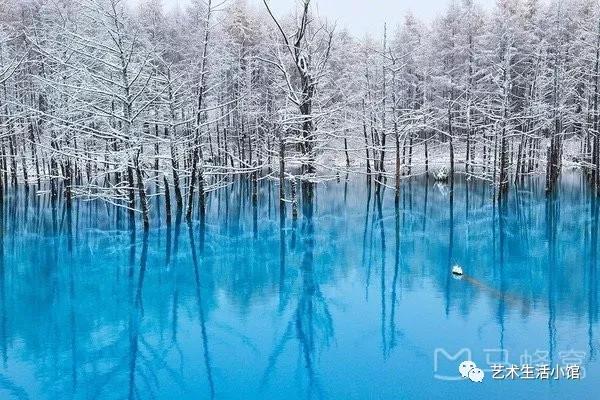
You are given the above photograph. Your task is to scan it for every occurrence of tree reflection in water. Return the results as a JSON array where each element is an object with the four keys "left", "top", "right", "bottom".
[{"left": 0, "top": 174, "right": 597, "bottom": 399}]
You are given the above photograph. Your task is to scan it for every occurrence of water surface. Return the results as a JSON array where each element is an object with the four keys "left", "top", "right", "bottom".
[{"left": 0, "top": 174, "right": 598, "bottom": 399}]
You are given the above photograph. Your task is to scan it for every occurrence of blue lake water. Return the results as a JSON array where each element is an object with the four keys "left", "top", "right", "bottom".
[{"left": 0, "top": 174, "right": 598, "bottom": 399}]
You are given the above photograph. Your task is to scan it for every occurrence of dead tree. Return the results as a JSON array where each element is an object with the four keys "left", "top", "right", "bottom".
[{"left": 262, "top": 0, "right": 334, "bottom": 176}]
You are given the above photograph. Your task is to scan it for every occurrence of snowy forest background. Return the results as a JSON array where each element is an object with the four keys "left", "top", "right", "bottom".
[{"left": 0, "top": 0, "right": 599, "bottom": 227}]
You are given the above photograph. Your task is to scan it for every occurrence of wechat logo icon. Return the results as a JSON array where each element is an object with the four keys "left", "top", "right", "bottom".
[{"left": 459, "top": 360, "right": 484, "bottom": 383}]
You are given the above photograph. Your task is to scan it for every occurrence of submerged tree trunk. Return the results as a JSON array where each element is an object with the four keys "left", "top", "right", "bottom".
[
  {"left": 362, "top": 98, "right": 371, "bottom": 175},
  {"left": 592, "top": 19, "right": 600, "bottom": 190},
  {"left": 279, "top": 128, "right": 286, "bottom": 212},
  {"left": 135, "top": 152, "right": 149, "bottom": 230},
  {"left": 187, "top": 0, "right": 213, "bottom": 221}
]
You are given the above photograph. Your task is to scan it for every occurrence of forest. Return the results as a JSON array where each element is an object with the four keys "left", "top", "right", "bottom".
[{"left": 0, "top": 0, "right": 599, "bottom": 228}]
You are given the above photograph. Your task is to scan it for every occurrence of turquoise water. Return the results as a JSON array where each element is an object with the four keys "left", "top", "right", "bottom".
[{"left": 0, "top": 174, "right": 598, "bottom": 399}]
